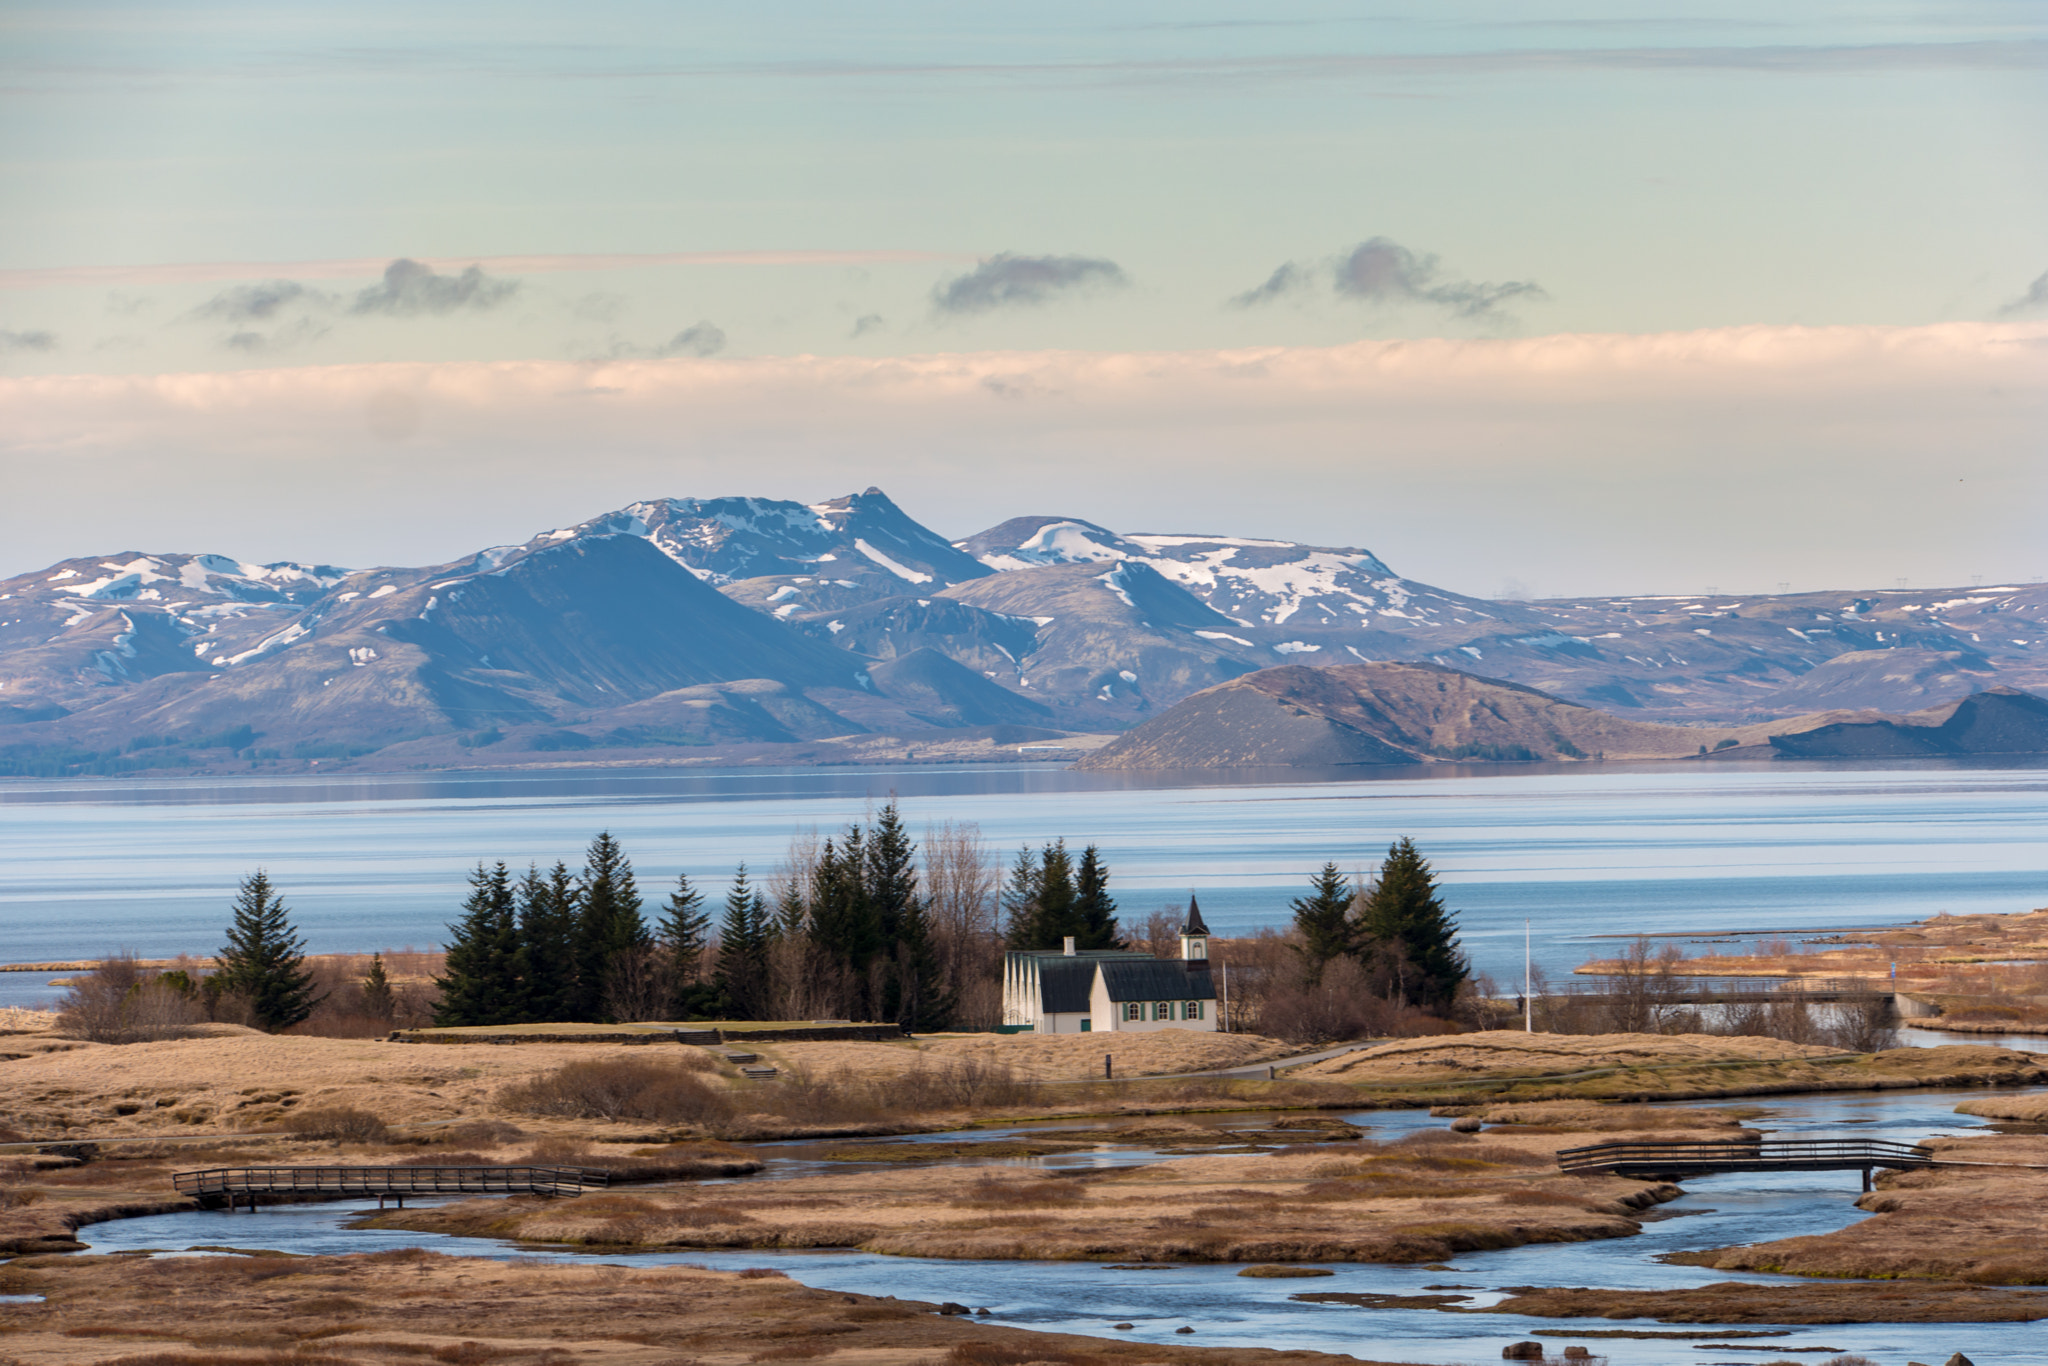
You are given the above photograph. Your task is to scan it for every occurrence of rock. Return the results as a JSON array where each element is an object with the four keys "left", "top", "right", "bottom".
[
  {"left": 1112, "top": 1323, "right": 1134, "bottom": 1330},
  {"left": 1502, "top": 1345, "right": 1545, "bottom": 1362},
  {"left": 1175, "top": 1326, "right": 1195, "bottom": 1334},
  {"left": 1945, "top": 1355, "right": 1975, "bottom": 1366},
  {"left": 937, "top": 1302, "right": 971, "bottom": 1316},
  {"left": 1563, "top": 1350, "right": 1592, "bottom": 1361},
  {"left": 1450, "top": 1117, "right": 1483, "bottom": 1133}
]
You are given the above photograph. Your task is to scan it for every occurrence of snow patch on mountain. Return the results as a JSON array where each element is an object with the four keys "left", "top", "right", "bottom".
[{"left": 854, "top": 538, "right": 932, "bottom": 584}]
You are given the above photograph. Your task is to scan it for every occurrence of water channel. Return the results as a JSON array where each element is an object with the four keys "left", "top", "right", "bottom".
[{"left": 79, "top": 1087, "right": 2044, "bottom": 1366}]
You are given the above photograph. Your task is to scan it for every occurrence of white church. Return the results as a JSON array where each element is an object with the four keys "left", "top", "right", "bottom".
[{"left": 1000, "top": 897, "right": 1218, "bottom": 1034}]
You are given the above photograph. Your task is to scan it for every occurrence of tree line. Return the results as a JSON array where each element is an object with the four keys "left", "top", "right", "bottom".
[
  {"left": 1287, "top": 836, "right": 1469, "bottom": 1011},
  {"left": 432, "top": 803, "right": 1113, "bottom": 1031},
  {"left": 56, "top": 816, "right": 1475, "bottom": 1048}
]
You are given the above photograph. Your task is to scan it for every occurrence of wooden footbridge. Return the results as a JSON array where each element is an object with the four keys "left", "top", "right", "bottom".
[
  {"left": 173, "top": 1165, "right": 609, "bottom": 1211},
  {"left": 1558, "top": 1138, "right": 1936, "bottom": 1192}
]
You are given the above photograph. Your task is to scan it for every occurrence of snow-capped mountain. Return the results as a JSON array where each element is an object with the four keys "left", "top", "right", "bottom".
[
  {"left": 958, "top": 514, "right": 1515, "bottom": 644},
  {"left": 536, "top": 487, "right": 992, "bottom": 591},
  {"left": 5, "top": 486, "right": 2048, "bottom": 774}
]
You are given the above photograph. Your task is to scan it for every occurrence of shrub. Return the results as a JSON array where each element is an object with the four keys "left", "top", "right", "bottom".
[
  {"left": 56, "top": 954, "right": 202, "bottom": 1044},
  {"left": 953, "top": 1175, "right": 1084, "bottom": 1208},
  {"left": 280, "top": 1107, "right": 389, "bottom": 1144},
  {"left": 499, "top": 1059, "right": 734, "bottom": 1124}
]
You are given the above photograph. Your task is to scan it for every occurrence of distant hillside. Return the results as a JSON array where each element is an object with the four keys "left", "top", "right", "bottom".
[
  {"left": 1075, "top": 662, "right": 2048, "bottom": 770},
  {"left": 6, "top": 483, "right": 2048, "bottom": 776}
]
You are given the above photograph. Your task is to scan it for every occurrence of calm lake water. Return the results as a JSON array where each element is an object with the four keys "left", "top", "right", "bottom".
[{"left": 4, "top": 759, "right": 2048, "bottom": 1002}]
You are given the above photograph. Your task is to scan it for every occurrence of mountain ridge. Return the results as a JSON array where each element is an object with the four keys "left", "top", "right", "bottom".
[{"left": 4, "top": 485, "right": 2047, "bottom": 774}]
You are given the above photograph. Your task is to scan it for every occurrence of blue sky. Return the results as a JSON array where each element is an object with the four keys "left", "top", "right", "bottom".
[{"left": 2, "top": 2, "right": 2045, "bottom": 594}]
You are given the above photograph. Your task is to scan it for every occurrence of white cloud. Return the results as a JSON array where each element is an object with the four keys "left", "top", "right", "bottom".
[{"left": 2, "top": 321, "right": 2043, "bottom": 595}]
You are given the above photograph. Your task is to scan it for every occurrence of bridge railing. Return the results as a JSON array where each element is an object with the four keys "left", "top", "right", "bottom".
[
  {"left": 172, "top": 1165, "right": 609, "bottom": 1200},
  {"left": 1558, "top": 1137, "right": 1932, "bottom": 1175}
]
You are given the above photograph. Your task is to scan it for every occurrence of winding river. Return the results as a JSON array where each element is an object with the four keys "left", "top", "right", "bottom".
[{"left": 79, "top": 1088, "right": 2044, "bottom": 1366}]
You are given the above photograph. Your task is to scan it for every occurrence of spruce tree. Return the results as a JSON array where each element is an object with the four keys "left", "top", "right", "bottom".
[
  {"left": 360, "top": 953, "right": 395, "bottom": 1023},
  {"left": 657, "top": 871, "right": 718, "bottom": 1018},
  {"left": 518, "top": 862, "right": 579, "bottom": 1023},
  {"left": 808, "top": 829, "right": 880, "bottom": 1016},
  {"left": 1034, "top": 839, "right": 1076, "bottom": 946},
  {"left": 436, "top": 861, "right": 524, "bottom": 1026},
  {"left": 572, "top": 832, "right": 647, "bottom": 1021},
  {"left": 1070, "top": 844, "right": 1122, "bottom": 950},
  {"left": 214, "top": 870, "right": 321, "bottom": 1032},
  {"left": 1290, "top": 863, "right": 1353, "bottom": 984},
  {"left": 891, "top": 892, "right": 954, "bottom": 1032},
  {"left": 714, "top": 864, "right": 771, "bottom": 1020},
  {"left": 864, "top": 803, "right": 920, "bottom": 945},
  {"left": 1000, "top": 844, "right": 1042, "bottom": 948},
  {"left": 864, "top": 803, "right": 923, "bottom": 1020},
  {"left": 1351, "top": 838, "right": 1468, "bottom": 1012}
]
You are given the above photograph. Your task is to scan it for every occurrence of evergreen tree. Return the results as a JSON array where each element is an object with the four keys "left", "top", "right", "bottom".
[
  {"left": 657, "top": 871, "right": 720, "bottom": 1018},
  {"left": 518, "top": 861, "right": 580, "bottom": 1023},
  {"left": 572, "top": 832, "right": 647, "bottom": 1021},
  {"left": 436, "top": 861, "right": 525, "bottom": 1025},
  {"left": 864, "top": 804, "right": 920, "bottom": 944},
  {"left": 714, "top": 863, "right": 771, "bottom": 1020},
  {"left": 1070, "top": 844, "right": 1122, "bottom": 950},
  {"left": 864, "top": 803, "right": 923, "bottom": 1020},
  {"left": 214, "top": 870, "right": 321, "bottom": 1032},
  {"left": 808, "top": 829, "right": 881, "bottom": 1015},
  {"left": 890, "top": 891, "right": 955, "bottom": 1031},
  {"left": 1290, "top": 863, "right": 1353, "bottom": 984},
  {"left": 1000, "top": 844, "right": 1042, "bottom": 948},
  {"left": 1033, "top": 838, "right": 1076, "bottom": 946},
  {"left": 1350, "top": 838, "right": 1468, "bottom": 1012},
  {"left": 360, "top": 953, "right": 395, "bottom": 1023}
]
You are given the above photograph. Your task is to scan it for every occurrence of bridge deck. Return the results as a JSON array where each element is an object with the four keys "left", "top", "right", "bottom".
[
  {"left": 1558, "top": 1138, "right": 1934, "bottom": 1189},
  {"left": 173, "top": 1164, "right": 607, "bottom": 1208}
]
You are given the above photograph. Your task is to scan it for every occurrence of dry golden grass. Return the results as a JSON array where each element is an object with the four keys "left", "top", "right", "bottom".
[
  {"left": 1574, "top": 906, "right": 2048, "bottom": 1020},
  {"left": 0, "top": 1033, "right": 755, "bottom": 1140},
  {"left": 0, "top": 1251, "right": 1398, "bottom": 1365},
  {"left": 1294, "top": 1030, "right": 1845, "bottom": 1084},
  {"left": 368, "top": 1127, "right": 1674, "bottom": 1266},
  {"left": 1671, "top": 1132, "right": 2048, "bottom": 1284},
  {"left": 1485, "top": 1279, "right": 2048, "bottom": 1323},
  {"left": 0, "top": 1006, "right": 59, "bottom": 1034},
  {"left": 758, "top": 1029, "right": 1293, "bottom": 1084}
]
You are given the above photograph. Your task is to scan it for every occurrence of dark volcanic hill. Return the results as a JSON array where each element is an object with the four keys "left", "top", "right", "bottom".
[
  {"left": 1074, "top": 662, "right": 1768, "bottom": 768},
  {"left": 1075, "top": 662, "right": 2048, "bottom": 770}
]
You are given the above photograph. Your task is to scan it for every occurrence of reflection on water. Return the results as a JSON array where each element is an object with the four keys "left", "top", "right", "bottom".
[{"left": 79, "top": 1087, "right": 2047, "bottom": 1365}]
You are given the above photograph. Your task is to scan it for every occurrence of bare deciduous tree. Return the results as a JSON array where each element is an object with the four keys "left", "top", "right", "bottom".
[
  {"left": 56, "top": 953, "right": 201, "bottom": 1044},
  {"left": 602, "top": 944, "right": 676, "bottom": 1023},
  {"left": 923, "top": 820, "right": 1002, "bottom": 1029}
]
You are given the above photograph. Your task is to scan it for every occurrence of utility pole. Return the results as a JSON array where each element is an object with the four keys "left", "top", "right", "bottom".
[
  {"left": 1525, "top": 918, "right": 1533, "bottom": 1033},
  {"left": 1220, "top": 962, "right": 1230, "bottom": 1032}
]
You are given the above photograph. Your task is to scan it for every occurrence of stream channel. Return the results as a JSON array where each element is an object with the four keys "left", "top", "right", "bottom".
[{"left": 79, "top": 1088, "right": 2048, "bottom": 1366}]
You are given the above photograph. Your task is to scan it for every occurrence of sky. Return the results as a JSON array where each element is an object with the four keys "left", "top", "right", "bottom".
[{"left": 2, "top": 1, "right": 2045, "bottom": 597}]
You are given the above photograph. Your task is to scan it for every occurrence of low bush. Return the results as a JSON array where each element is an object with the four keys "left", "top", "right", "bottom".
[
  {"left": 951, "top": 1175, "right": 1085, "bottom": 1209},
  {"left": 498, "top": 1059, "right": 735, "bottom": 1124},
  {"left": 279, "top": 1107, "right": 389, "bottom": 1144},
  {"left": 56, "top": 955, "right": 203, "bottom": 1044}
]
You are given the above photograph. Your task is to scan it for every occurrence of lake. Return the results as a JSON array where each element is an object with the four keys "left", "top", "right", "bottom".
[{"left": 4, "top": 758, "right": 2047, "bottom": 1004}]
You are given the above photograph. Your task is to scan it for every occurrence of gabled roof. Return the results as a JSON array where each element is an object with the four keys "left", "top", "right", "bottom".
[
  {"left": 1097, "top": 958, "right": 1217, "bottom": 1003},
  {"left": 1035, "top": 958, "right": 1100, "bottom": 1014},
  {"left": 1179, "top": 894, "right": 1209, "bottom": 938}
]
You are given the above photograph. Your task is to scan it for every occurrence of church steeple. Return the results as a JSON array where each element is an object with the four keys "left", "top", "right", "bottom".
[{"left": 1178, "top": 894, "right": 1209, "bottom": 961}]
